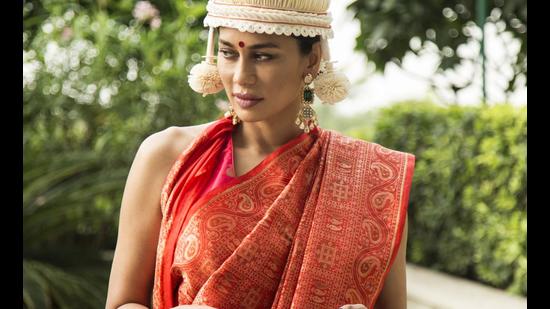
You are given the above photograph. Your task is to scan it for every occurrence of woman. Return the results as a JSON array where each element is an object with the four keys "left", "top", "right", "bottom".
[{"left": 106, "top": 1, "right": 415, "bottom": 309}]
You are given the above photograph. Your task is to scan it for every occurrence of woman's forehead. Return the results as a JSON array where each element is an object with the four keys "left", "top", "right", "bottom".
[{"left": 218, "top": 27, "right": 293, "bottom": 46}]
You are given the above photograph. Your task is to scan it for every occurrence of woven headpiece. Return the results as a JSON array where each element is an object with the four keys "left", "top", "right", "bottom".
[{"left": 188, "top": 0, "right": 350, "bottom": 104}]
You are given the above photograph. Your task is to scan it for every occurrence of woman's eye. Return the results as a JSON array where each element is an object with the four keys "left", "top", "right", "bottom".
[
  {"left": 218, "top": 50, "right": 272, "bottom": 62},
  {"left": 219, "top": 50, "right": 235, "bottom": 58},
  {"left": 254, "top": 54, "right": 272, "bottom": 61}
]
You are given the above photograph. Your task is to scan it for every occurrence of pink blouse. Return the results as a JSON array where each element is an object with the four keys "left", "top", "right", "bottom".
[{"left": 202, "top": 133, "right": 236, "bottom": 195}]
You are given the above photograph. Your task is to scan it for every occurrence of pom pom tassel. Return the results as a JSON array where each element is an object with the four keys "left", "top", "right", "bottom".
[
  {"left": 315, "top": 38, "right": 351, "bottom": 104},
  {"left": 187, "top": 26, "right": 224, "bottom": 97},
  {"left": 314, "top": 60, "right": 351, "bottom": 105},
  {"left": 187, "top": 60, "right": 224, "bottom": 97}
]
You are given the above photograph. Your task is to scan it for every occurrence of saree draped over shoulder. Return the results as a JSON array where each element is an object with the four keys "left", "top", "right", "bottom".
[{"left": 152, "top": 116, "right": 415, "bottom": 309}]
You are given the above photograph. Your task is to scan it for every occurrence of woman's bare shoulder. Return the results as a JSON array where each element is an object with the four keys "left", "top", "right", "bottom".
[
  {"left": 138, "top": 121, "right": 216, "bottom": 168},
  {"left": 106, "top": 122, "right": 215, "bottom": 308}
]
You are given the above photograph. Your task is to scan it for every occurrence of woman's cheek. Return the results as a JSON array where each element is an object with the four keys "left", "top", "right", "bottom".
[{"left": 217, "top": 61, "right": 233, "bottom": 82}]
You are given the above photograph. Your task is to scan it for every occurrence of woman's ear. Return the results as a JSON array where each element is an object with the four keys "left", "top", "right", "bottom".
[{"left": 306, "top": 41, "right": 322, "bottom": 76}]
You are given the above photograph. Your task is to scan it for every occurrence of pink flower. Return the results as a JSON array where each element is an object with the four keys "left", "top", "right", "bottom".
[
  {"left": 61, "top": 27, "right": 73, "bottom": 41},
  {"left": 132, "top": 1, "right": 159, "bottom": 22},
  {"left": 150, "top": 17, "right": 162, "bottom": 29}
]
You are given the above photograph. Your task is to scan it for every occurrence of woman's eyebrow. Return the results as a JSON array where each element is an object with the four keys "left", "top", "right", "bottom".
[{"left": 219, "top": 39, "right": 280, "bottom": 49}]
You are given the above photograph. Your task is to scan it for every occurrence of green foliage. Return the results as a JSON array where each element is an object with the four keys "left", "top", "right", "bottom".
[
  {"left": 354, "top": 101, "right": 526, "bottom": 296},
  {"left": 23, "top": 0, "right": 221, "bottom": 307},
  {"left": 315, "top": 103, "right": 378, "bottom": 141},
  {"left": 23, "top": 258, "right": 109, "bottom": 309},
  {"left": 348, "top": 0, "right": 527, "bottom": 93}
]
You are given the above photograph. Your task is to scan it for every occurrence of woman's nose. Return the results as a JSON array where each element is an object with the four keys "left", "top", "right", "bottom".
[{"left": 233, "top": 58, "right": 257, "bottom": 86}]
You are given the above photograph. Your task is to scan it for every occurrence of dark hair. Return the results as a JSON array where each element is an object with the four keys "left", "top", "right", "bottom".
[{"left": 292, "top": 35, "right": 321, "bottom": 56}]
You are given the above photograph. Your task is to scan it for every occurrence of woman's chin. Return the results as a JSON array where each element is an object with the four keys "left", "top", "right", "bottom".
[
  {"left": 235, "top": 113, "right": 265, "bottom": 123},
  {"left": 233, "top": 105, "right": 267, "bottom": 122}
]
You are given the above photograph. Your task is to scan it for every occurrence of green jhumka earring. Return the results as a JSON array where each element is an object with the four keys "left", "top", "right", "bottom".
[{"left": 295, "top": 73, "right": 319, "bottom": 133}]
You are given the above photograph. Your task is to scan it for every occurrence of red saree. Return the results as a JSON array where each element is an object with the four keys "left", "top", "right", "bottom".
[{"left": 152, "top": 115, "right": 415, "bottom": 309}]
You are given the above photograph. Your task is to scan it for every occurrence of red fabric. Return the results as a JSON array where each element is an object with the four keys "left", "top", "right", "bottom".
[
  {"left": 152, "top": 115, "right": 415, "bottom": 309},
  {"left": 156, "top": 116, "right": 231, "bottom": 307}
]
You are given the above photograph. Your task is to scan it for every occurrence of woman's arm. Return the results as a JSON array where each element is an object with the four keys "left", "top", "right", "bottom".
[
  {"left": 106, "top": 128, "right": 190, "bottom": 309},
  {"left": 374, "top": 214, "right": 408, "bottom": 309}
]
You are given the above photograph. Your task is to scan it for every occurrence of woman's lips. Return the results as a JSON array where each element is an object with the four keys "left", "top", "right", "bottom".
[{"left": 234, "top": 95, "right": 263, "bottom": 109}]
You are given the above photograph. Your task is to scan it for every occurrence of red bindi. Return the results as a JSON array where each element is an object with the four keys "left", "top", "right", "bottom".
[{"left": 238, "top": 41, "right": 245, "bottom": 48}]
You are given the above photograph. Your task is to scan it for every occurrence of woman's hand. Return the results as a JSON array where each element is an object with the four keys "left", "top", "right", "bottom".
[{"left": 339, "top": 304, "right": 368, "bottom": 309}]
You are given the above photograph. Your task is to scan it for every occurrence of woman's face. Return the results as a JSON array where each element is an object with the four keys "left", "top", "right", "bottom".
[{"left": 217, "top": 27, "right": 319, "bottom": 123}]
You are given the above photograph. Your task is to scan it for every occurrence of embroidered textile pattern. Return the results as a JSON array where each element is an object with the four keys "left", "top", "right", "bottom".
[{"left": 152, "top": 116, "right": 415, "bottom": 309}]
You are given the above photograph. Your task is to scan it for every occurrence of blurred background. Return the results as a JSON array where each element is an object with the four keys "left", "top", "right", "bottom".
[{"left": 23, "top": 0, "right": 526, "bottom": 308}]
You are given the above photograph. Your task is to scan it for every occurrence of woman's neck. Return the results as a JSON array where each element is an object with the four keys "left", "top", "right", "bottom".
[{"left": 232, "top": 101, "right": 305, "bottom": 155}]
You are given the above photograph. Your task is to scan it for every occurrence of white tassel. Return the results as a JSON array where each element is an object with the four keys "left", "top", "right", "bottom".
[
  {"left": 187, "top": 61, "right": 224, "bottom": 96},
  {"left": 314, "top": 65, "right": 351, "bottom": 104},
  {"left": 314, "top": 38, "right": 350, "bottom": 104},
  {"left": 187, "top": 26, "right": 224, "bottom": 96}
]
